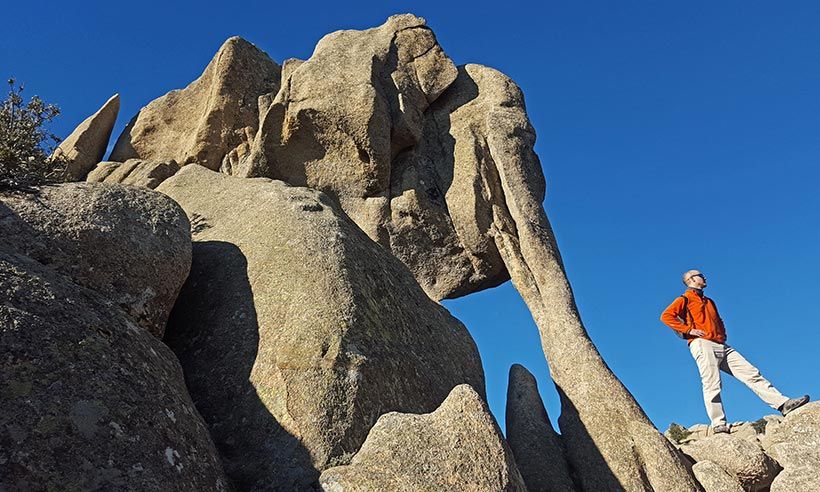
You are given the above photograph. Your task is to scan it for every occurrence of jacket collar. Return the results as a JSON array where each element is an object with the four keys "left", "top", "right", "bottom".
[{"left": 685, "top": 288, "right": 706, "bottom": 300}]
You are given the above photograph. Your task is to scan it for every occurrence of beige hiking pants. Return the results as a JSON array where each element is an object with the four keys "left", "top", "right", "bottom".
[{"left": 688, "top": 338, "right": 789, "bottom": 426}]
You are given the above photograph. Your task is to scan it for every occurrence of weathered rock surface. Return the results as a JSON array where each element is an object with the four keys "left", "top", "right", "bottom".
[
  {"left": 0, "top": 183, "right": 191, "bottom": 338},
  {"left": 87, "top": 158, "right": 180, "bottom": 189},
  {"left": 237, "top": 14, "right": 456, "bottom": 239},
  {"left": 770, "top": 462, "right": 820, "bottom": 492},
  {"left": 692, "top": 461, "right": 744, "bottom": 492},
  {"left": 438, "top": 63, "right": 698, "bottom": 490},
  {"left": 234, "top": 15, "right": 508, "bottom": 300},
  {"left": 0, "top": 187, "right": 226, "bottom": 491},
  {"left": 505, "top": 364, "right": 575, "bottom": 491},
  {"left": 681, "top": 434, "right": 780, "bottom": 491},
  {"left": 319, "top": 384, "right": 526, "bottom": 492},
  {"left": 764, "top": 402, "right": 820, "bottom": 492},
  {"left": 232, "top": 13, "right": 698, "bottom": 486},
  {"left": 50, "top": 94, "right": 119, "bottom": 180},
  {"left": 111, "top": 37, "right": 280, "bottom": 171},
  {"left": 386, "top": 63, "right": 516, "bottom": 299},
  {"left": 158, "top": 165, "right": 485, "bottom": 489}
]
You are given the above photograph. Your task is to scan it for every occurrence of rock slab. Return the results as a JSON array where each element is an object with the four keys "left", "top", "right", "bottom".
[
  {"left": 0, "top": 183, "right": 191, "bottom": 338},
  {"left": 319, "top": 384, "right": 526, "bottom": 492},
  {"left": 111, "top": 37, "right": 280, "bottom": 171},
  {"left": 87, "top": 158, "right": 180, "bottom": 189},
  {"left": 681, "top": 434, "right": 780, "bottom": 491},
  {"left": 0, "top": 184, "right": 226, "bottom": 491},
  {"left": 765, "top": 402, "right": 820, "bottom": 492},
  {"left": 158, "top": 165, "right": 485, "bottom": 490},
  {"left": 505, "top": 364, "right": 575, "bottom": 491},
  {"left": 51, "top": 94, "right": 119, "bottom": 180},
  {"left": 692, "top": 461, "right": 744, "bottom": 492}
]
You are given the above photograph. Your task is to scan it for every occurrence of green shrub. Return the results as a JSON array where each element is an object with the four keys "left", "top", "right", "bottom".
[
  {"left": 666, "top": 422, "right": 692, "bottom": 443},
  {"left": 0, "top": 78, "right": 67, "bottom": 190},
  {"left": 751, "top": 418, "right": 768, "bottom": 434}
]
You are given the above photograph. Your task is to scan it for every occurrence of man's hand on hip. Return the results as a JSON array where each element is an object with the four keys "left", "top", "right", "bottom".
[{"left": 689, "top": 329, "right": 706, "bottom": 337}]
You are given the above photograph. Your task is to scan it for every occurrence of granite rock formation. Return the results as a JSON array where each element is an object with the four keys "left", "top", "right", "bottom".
[
  {"left": 765, "top": 402, "right": 820, "bottom": 492},
  {"left": 319, "top": 384, "right": 526, "bottom": 491},
  {"left": 110, "top": 37, "right": 280, "bottom": 171},
  {"left": 680, "top": 434, "right": 781, "bottom": 491},
  {"left": 87, "top": 158, "right": 180, "bottom": 189},
  {"left": 50, "top": 94, "right": 119, "bottom": 180},
  {"left": 505, "top": 364, "right": 575, "bottom": 491},
  {"left": 668, "top": 408, "right": 820, "bottom": 491},
  {"left": 234, "top": 15, "right": 512, "bottom": 300},
  {"left": 454, "top": 63, "right": 697, "bottom": 490},
  {"left": 220, "top": 18, "right": 698, "bottom": 485},
  {"left": 691, "top": 461, "right": 744, "bottom": 492},
  {"left": 0, "top": 183, "right": 191, "bottom": 338},
  {"left": 235, "top": 14, "right": 458, "bottom": 247},
  {"left": 22, "top": 12, "right": 819, "bottom": 492},
  {"left": 157, "top": 165, "right": 485, "bottom": 489},
  {"left": 0, "top": 184, "right": 226, "bottom": 491}
]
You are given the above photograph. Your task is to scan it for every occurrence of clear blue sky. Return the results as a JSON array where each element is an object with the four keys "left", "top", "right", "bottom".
[{"left": 4, "top": 1, "right": 819, "bottom": 433}]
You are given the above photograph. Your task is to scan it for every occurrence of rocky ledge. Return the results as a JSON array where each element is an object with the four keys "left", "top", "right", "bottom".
[{"left": 665, "top": 402, "right": 820, "bottom": 491}]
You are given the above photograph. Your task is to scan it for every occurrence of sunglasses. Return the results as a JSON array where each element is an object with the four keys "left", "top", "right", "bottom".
[{"left": 688, "top": 274, "right": 706, "bottom": 280}]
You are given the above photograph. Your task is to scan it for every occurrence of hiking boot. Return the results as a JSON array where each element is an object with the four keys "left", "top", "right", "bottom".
[
  {"left": 712, "top": 424, "right": 730, "bottom": 434},
  {"left": 780, "top": 395, "right": 810, "bottom": 416}
]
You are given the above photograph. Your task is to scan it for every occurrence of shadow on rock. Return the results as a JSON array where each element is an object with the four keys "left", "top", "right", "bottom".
[
  {"left": 556, "top": 385, "right": 622, "bottom": 491},
  {"left": 164, "top": 241, "right": 318, "bottom": 490}
]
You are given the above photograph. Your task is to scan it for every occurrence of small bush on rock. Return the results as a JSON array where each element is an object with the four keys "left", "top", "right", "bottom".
[
  {"left": 666, "top": 422, "right": 692, "bottom": 443},
  {"left": 0, "top": 78, "right": 67, "bottom": 190},
  {"left": 751, "top": 418, "right": 768, "bottom": 434}
]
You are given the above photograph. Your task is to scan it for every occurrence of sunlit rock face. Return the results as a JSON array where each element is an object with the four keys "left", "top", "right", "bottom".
[
  {"left": 158, "top": 166, "right": 485, "bottom": 489},
  {"left": 111, "top": 37, "right": 281, "bottom": 172},
  {"left": 319, "top": 384, "right": 526, "bottom": 492}
]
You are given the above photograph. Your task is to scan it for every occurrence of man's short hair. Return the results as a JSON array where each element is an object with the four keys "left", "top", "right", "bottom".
[{"left": 682, "top": 269, "right": 700, "bottom": 285}]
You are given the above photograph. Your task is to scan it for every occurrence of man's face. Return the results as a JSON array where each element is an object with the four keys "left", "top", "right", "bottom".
[{"left": 686, "top": 271, "right": 707, "bottom": 289}]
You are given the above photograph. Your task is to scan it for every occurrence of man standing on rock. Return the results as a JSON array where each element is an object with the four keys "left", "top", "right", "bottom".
[{"left": 661, "top": 270, "right": 809, "bottom": 434}]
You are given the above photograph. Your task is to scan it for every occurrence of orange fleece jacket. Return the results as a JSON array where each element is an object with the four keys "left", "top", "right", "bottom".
[{"left": 660, "top": 289, "right": 726, "bottom": 344}]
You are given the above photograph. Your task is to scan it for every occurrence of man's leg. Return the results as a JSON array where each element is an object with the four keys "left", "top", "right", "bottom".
[
  {"left": 720, "top": 345, "right": 789, "bottom": 411},
  {"left": 689, "top": 338, "right": 726, "bottom": 426}
]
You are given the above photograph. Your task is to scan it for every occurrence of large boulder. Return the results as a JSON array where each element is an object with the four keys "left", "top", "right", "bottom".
[
  {"left": 235, "top": 15, "right": 474, "bottom": 285},
  {"left": 319, "top": 384, "right": 526, "bottom": 491},
  {"left": 50, "top": 94, "right": 120, "bottom": 180},
  {"left": 681, "top": 434, "right": 780, "bottom": 491},
  {"left": 86, "top": 159, "right": 180, "bottom": 189},
  {"left": 765, "top": 402, "right": 820, "bottom": 492},
  {"left": 0, "top": 186, "right": 227, "bottom": 491},
  {"left": 691, "top": 461, "right": 744, "bottom": 492},
  {"left": 0, "top": 183, "right": 191, "bottom": 338},
  {"left": 157, "top": 165, "right": 485, "bottom": 489},
  {"left": 233, "top": 12, "right": 698, "bottom": 484},
  {"left": 110, "top": 36, "right": 280, "bottom": 171},
  {"left": 505, "top": 364, "right": 575, "bottom": 491},
  {"left": 234, "top": 16, "right": 520, "bottom": 301}
]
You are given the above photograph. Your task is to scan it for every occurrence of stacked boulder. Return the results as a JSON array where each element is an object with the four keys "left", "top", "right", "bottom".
[
  {"left": 15, "top": 12, "right": 820, "bottom": 492},
  {"left": 0, "top": 184, "right": 228, "bottom": 491},
  {"left": 666, "top": 402, "right": 820, "bottom": 491},
  {"left": 117, "top": 16, "right": 696, "bottom": 486},
  {"left": 156, "top": 165, "right": 485, "bottom": 489}
]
